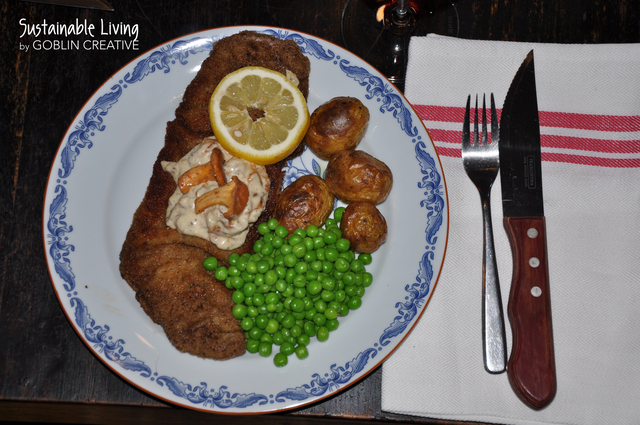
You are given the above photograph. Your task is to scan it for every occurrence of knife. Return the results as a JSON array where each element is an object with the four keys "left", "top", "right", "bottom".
[
  {"left": 499, "top": 50, "right": 557, "bottom": 410},
  {"left": 20, "top": 0, "right": 114, "bottom": 11}
]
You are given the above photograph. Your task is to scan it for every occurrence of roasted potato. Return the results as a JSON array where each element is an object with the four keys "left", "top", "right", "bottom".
[
  {"left": 273, "top": 175, "right": 335, "bottom": 233},
  {"left": 305, "top": 97, "right": 369, "bottom": 160},
  {"left": 340, "top": 202, "right": 387, "bottom": 253},
  {"left": 325, "top": 150, "right": 393, "bottom": 204}
]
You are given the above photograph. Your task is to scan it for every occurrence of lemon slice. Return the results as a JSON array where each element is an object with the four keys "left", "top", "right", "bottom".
[{"left": 209, "top": 66, "right": 310, "bottom": 166}]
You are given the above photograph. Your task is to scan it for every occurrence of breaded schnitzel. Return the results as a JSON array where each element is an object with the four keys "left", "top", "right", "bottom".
[{"left": 119, "top": 31, "right": 310, "bottom": 360}]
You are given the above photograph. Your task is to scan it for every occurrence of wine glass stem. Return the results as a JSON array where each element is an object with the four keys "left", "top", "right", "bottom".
[{"left": 396, "top": 0, "right": 409, "bottom": 18}]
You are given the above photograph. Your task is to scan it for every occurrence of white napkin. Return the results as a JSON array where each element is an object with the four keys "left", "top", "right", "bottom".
[{"left": 381, "top": 35, "right": 640, "bottom": 425}]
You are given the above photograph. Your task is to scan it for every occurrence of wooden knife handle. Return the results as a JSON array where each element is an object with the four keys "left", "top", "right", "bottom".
[{"left": 503, "top": 216, "right": 556, "bottom": 410}]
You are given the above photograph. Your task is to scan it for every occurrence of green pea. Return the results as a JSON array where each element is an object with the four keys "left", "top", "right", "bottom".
[
  {"left": 335, "top": 258, "right": 350, "bottom": 273},
  {"left": 314, "top": 238, "right": 326, "bottom": 250},
  {"left": 294, "top": 261, "right": 308, "bottom": 275},
  {"left": 350, "top": 259, "right": 365, "bottom": 273},
  {"left": 323, "top": 231, "right": 337, "bottom": 245},
  {"left": 325, "top": 247, "right": 339, "bottom": 262},
  {"left": 257, "top": 222, "right": 270, "bottom": 235},
  {"left": 297, "top": 333, "right": 310, "bottom": 346},
  {"left": 280, "top": 243, "right": 293, "bottom": 255},
  {"left": 253, "top": 239, "right": 264, "bottom": 253},
  {"left": 301, "top": 223, "right": 317, "bottom": 237},
  {"left": 362, "top": 272, "right": 373, "bottom": 287},
  {"left": 228, "top": 253, "right": 240, "bottom": 266},
  {"left": 281, "top": 314, "right": 296, "bottom": 329},
  {"left": 248, "top": 327, "right": 263, "bottom": 340},
  {"left": 340, "top": 250, "right": 355, "bottom": 263},
  {"left": 326, "top": 318, "right": 340, "bottom": 332},
  {"left": 313, "top": 313, "right": 327, "bottom": 327},
  {"left": 317, "top": 326, "right": 330, "bottom": 342},
  {"left": 324, "top": 307, "right": 338, "bottom": 320},
  {"left": 241, "top": 271, "right": 255, "bottom": 283},
  {"left": 261, "top": 243, "right": 275, "bottom": 256},
  {"left": 214, "top": 266, "right": 228, "bottom": 281},
  {"left": 321, "top": 277, "right": 336, "bottom": 291},
  {"left": 280, "top": 341, "right": 295, "bottom": 356},
  {"left": 257, "top": 260, "right": 270, "bottom": 274},
  {"left": 283, "top": 253, "right": 297, "bottom": 268},
  {"left": 282, "top": 284, "right": 294, "bottom": 297},
  {"left": 203, "top": 256, "right": 218, "bottom": 271},
  {"left": 240, "top": 317, "right": 254, "bottom": 331},
  {"left": 243, "top": 283, "right": 256, "bottom": 297},
  {"left": 335, "top": 238, "right": 350, "bottom": 252},
  {"left": 304, "top": 308, "right": 317, "bottom": 321},
  {"left": 272, "top": 235, "right": 284, "bottom": 249},
  {"left": 228, "top": 266, "right": 241, "bottom": 277},
  {"left": 311, "top": 260, "right": 323, "bottom": 272},
  {"left": 255, "top": 315, "right": 269, "bottom": 329},
  {"left": 290, "top": 324, "right": 302, "bottom": 338},
  {"left": 256, "top": 304, "right": 269, "bottom": 316},
  {"left": 232, "top": 304, "right": 248, "bottom": 319},
  {"left": 258, "top": 341, "right": 272, "bottom": 357},
  {"left": 304, "top": 321, "right": 316, "bottom": 337},
  {"left": 358, "top": 253, "right": 372, "bottom": 265},
  {"left": 265, "top": 292, "right": 279, "bottom": 305},
  {"left": 325, "top": 218, "right": 336, "bottom": 227},
  {"left": 328, "top": 225, "right": 342, "bottom": 238},
  {"left": 246, "top": 339, "right": 260, "bottom": 353},
  {"left": 232, "top": 290, "right": 245, "bottom": 304},
  {"left": 333, "top": 206, "right": 345, "bottom": 221},
  {"left": 334, "top": 290, "right": 346, "bottom": 303},
  {"left": 347, "top": 295, "right": 362, "bottom": 310},
  {"left": 293, "top": 274, "right": 306, "bottom": 288},
  {"left": 265, "top": 318, "right": 279, "bottom": 334},
  {"left": 275, "top": 225, "right": 289, "bottom": 238},
  {"left": 320, "top": 290, "right": 335, "bottom": 303},
  {"left": 290, "top": 298, "right": 305, "bottom": 313},
  {"left": 267, "top": 217, "right": 279, "bottom": 230},
  {"left": 274, "top": 352, "right": 288, "bottom": 367},
  {"left": 292, "top": 242, "right": 307, "bottom": 259},
  {"left": 260, "top": 333, "right": 273, "bottom": 343},
  {"left": 322, "top": 261, "right": 334, "bottom": 273},
  {"left": 304, "top": 250, "right": 317, "bottom": 263},
  {"left": 345, "top": 285, "right": 358, "bottom": 297},
  {"left": 314, "top": 299, "right": 327, "bottom": 313},
  {"left": 295, "top": 344, "right": 309, "bottom": 360},
  {"left": 288, "top": 234, "right": 302, "bottom": 246},
  {"left": 342, "top": 271, "right": 356, "bottom": 286},
  {"left": 247, "top": 306, "right": 259, "bottom": 318},
  {"left": 272, "top": 332, "right": 284, "bottom": 346}
]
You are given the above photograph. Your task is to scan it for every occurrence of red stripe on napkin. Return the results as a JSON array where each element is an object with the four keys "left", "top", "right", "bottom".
[
  {"left": 415, "top": 104, "right": 640, "bottom": 168},
  {"left": 414, "top": 105, "right": 640, "bottom": 132}
]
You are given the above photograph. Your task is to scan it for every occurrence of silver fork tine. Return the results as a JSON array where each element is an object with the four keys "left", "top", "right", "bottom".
[
  {"left": 491, "top": 93, "right": 499, "bottom": 144},
  {"left": 463, "top": 95, "right": 471, "bottom": 150},
  {"left": 474, "top": 95, "right": 479, "bottom": 146},
  {"left": 482, "top": 94, "right": 488, "bottom": 146}
]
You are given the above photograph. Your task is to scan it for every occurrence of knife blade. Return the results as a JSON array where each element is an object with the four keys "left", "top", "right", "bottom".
[
  {"left": 20, "top": 0, "right": 114, "bottom": 11},
  {"left": 499, "top": 50, "right": 557, "bottom": 410}
]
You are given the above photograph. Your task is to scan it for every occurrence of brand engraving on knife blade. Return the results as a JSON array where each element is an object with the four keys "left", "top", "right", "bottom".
[{"left": 523, "top": 156, "right": 537, "bottom": 189}]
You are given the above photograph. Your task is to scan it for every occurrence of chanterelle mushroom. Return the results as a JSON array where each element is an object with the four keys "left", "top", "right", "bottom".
[{"left": 194, "top": 176, "right": 249, "bottom": 218}]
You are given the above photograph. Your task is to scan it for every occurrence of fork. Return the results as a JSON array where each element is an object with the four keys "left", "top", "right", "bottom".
[{"left": 462, "top": 94, "right": 507, "bottom": 374}]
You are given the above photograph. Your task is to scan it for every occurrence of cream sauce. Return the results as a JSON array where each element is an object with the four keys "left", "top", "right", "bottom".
[{"left": 161, "top": 137, "right": 270, "bottom": 250}]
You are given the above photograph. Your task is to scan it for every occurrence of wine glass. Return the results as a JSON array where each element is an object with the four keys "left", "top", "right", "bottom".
[{"left": 341, "top": 0, "right": 459, "bottom": 92}]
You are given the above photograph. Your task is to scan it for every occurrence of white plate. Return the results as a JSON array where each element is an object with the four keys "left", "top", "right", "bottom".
[{"left": 43, "top": 26, "right": 449, "bottom": 414}]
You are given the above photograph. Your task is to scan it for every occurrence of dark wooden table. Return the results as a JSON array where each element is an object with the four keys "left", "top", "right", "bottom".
[{"left": 1, "top": 0, "right": 638, "bottom": 424}]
